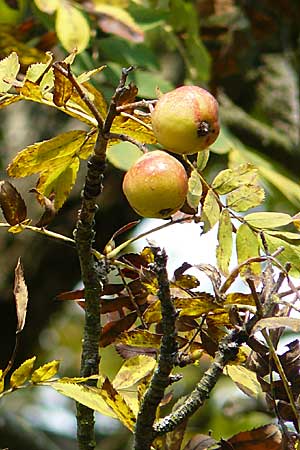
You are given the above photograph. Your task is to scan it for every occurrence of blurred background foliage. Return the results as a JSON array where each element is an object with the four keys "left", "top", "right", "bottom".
[{"left": 0, "top": 0, "right": 300, "bottom": 448}]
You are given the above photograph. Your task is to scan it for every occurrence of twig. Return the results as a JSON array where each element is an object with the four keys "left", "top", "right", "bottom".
[
  {"left": 107, "top": 132, "right": 149, "bottom": 153},
  {"left": 116, "top": 99, "right": 157, "bottom": 113},
  {"left": 134, "top": 246, "right": 178, "bottom": 450}
]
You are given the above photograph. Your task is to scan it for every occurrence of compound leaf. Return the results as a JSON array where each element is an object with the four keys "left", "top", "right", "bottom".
[{"left": 31, "top": 360, "right": 60, "bottom": 383}]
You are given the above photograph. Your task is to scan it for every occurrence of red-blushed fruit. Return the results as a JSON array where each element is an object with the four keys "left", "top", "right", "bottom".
[
  {"left": 151, "top": 85, "right": 220, "bottom": 155},
  {"left": 122, "top": 150, "right": 188, "bottom": 218}
]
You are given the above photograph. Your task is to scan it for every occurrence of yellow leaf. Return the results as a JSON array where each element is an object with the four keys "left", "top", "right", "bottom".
[
  {"left": 201, "top": 189, "right": 220, "bottom": 232},
  {"left": 187, "top": 169, "right": 202, "bottom": 211},
  {"left": 20, "top": 79, "right": 98, "bottom": 126},
  {"left": 7, "top": 130, "right": 88, "bottom": 176},
  {"left": 244, "top": 212, "right": 292, "bottom": 229},
  {"left": 36, "top": 156, "right": 80, "bottom": 210},
  {"left": 49, "top": 380, "right": 117, "bottom": 418},
  {"left": 116, "top": 329, "right": 162, "bottom": 348},
  {"left": 216, "top": 208, "right": 232, "bottom": 276},
  {"left": 225, "top": 365, "right": 262, "bottom": 398},
  {"left": 31, "top": 360, "right": 60, "bottom": 383},
  {"left": 25, "top": 54, "right": 53, "bottom": 83},
  {"left": 0, "top": 52, "right": 19, "bottom": 93},
  {"left": 212, "top": 163, "right": 258, "bottom": 194},
  {"left": 236, "top": 224, "right": 261, "bottom": 277},
  {"left": 10, "top": 356, "right": 36, "bottom": 389},
  {"left": 100, "top": 378, "right": 136, "bottom": 431},
  {"left": 34, "top": 0, "right": 59, "bottom": 13},
  {"left": 0, "top": 370, "right": 4, "bottom": 394},
  {"left": 111, "top": 115, "right": 156, "bottom": 145},
  {"left": 176, "top": 295, "right": 218, "bottom": 318},
  {"left": 93, "top": 4, "right": 144, "bottom": 43},
  {"left": 226, "top": 184, "right": 265, "bottom": 212},
  {"left": 0, "top": 93, "right": 20, "bottom": 108},
  {"left": 56, "top": 2, "right": 90, "bottom": 53},
  {"left": 113, "top": 355, "right": 156, "bottom": 390}
]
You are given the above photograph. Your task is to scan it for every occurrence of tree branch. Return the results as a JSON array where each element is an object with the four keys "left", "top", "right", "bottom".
[
  {"left": 153, "top": 326, "right": 249, "bottom": 435},
  {"left": 134, "top": 246, "right": 178, "bottom": 450},
  {"left": 74, "top": 66, "right": 134, "bottom": 450}
]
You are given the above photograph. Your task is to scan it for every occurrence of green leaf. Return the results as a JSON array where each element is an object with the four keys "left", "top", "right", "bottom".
[
  {"left": 0, "top": 52, "right": 20, "bottom": 93},
  {"left": 236, "top": 224, "right": 261, "bottom": 277},
  {"left": 226, "top": 185, "right": 265, "bottom": 212},
  {"left": 107, "top": 142, "right": 143, "bottom": 171},
  {"left": 262, "top": 233, "right": 300, "bottom": 277},
  {"left": 31, "top": 360, "right": 60, "bottom": 383},
  {"left": 201, "top": 189, "right": 220, "bottom": 232},
  {"left": 49, "top": 379, "right": 117, "bottom": 418},
  {"left": 225, "top": 365, "right": 262, "bottom": 398},
  {"left": 113, "top": 355, "right": 156, "bottom": 390},
  {"left": 10, "top": 356, "right": 36, "bottom": 389},
  {"left": 229, "top": 146, "right": 300, "bottom": 209},
  {"left": 187, "top": 169, "right": 202, "bottom": 210},
  {"left": 211, "top": 163, "right": 258, "bottom": 195},
  {"left": 244, "top": 212, "right": 293, "bottom": 229},
  {"left": 216, "top": 209, "right": 232, "bottom": 276},
  {"left": 56, "top": 3, "right": 90, "bottom": 53},
  {"left": 196, "top": 149, "right": 210, "bottom": 171}
]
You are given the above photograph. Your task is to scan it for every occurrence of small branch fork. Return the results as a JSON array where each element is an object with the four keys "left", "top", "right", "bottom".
[{"left": 54, "top": 63, "right": 135, "bottom": 450}]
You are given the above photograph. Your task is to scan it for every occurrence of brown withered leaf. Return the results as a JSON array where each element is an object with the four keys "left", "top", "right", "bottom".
[
  {"left": 279, "top": 339, "right": 300, "bottom": 381},
  {"left": 29, "top": 188, "right": 56, "bottom": 227},
  {"left": 219, "top": 423, "right": 283, "bottom": 450},
  {"left": 0, "top": 181, "right": 27, "bottom": 225},
  {"left": 183, "top": 434, "right": 216, "bottom": 450},
  {"left": 118, "top": 82, "right": 138, "bottom": 107},
  {"left": 116, "top": 344, "right": 157, "bottom": 360},
  {"left": 100, "top": 312, "right": 137, "bottom": 347},
  {"left": 174, "top": 262, "right": 193, "bottom": 280},
  {"left": 14, "top": 258, "right": 28, "bottom": 333},
  {"left": 53, "top": 62, "right": 73, "bottom": 107}
]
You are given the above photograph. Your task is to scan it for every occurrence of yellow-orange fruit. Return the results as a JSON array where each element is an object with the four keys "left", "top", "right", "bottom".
[
  {"left": 151, "top": 85, "right": 220, "bottom": 154},
  {"left": 122, "top": 150, "right": 188, "bottom": 218}
]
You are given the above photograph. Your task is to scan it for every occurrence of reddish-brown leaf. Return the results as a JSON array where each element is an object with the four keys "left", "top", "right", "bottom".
[
  {"left": 100, "top": 312, "right": 137, "bottom": 347},
  {"left": 220, "top": 424, "right": 283, "bottom": 450},
  {"left": 0, "top": 181, "right": 27, "bottom": 225}
]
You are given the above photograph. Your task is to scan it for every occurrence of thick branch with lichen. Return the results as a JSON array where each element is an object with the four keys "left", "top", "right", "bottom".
[
  {"left": 134, "top": 246, "right": 178, "bottom": 450},
  {"left": 55, "top": 65, "right": 135, "bottom": 450}
]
